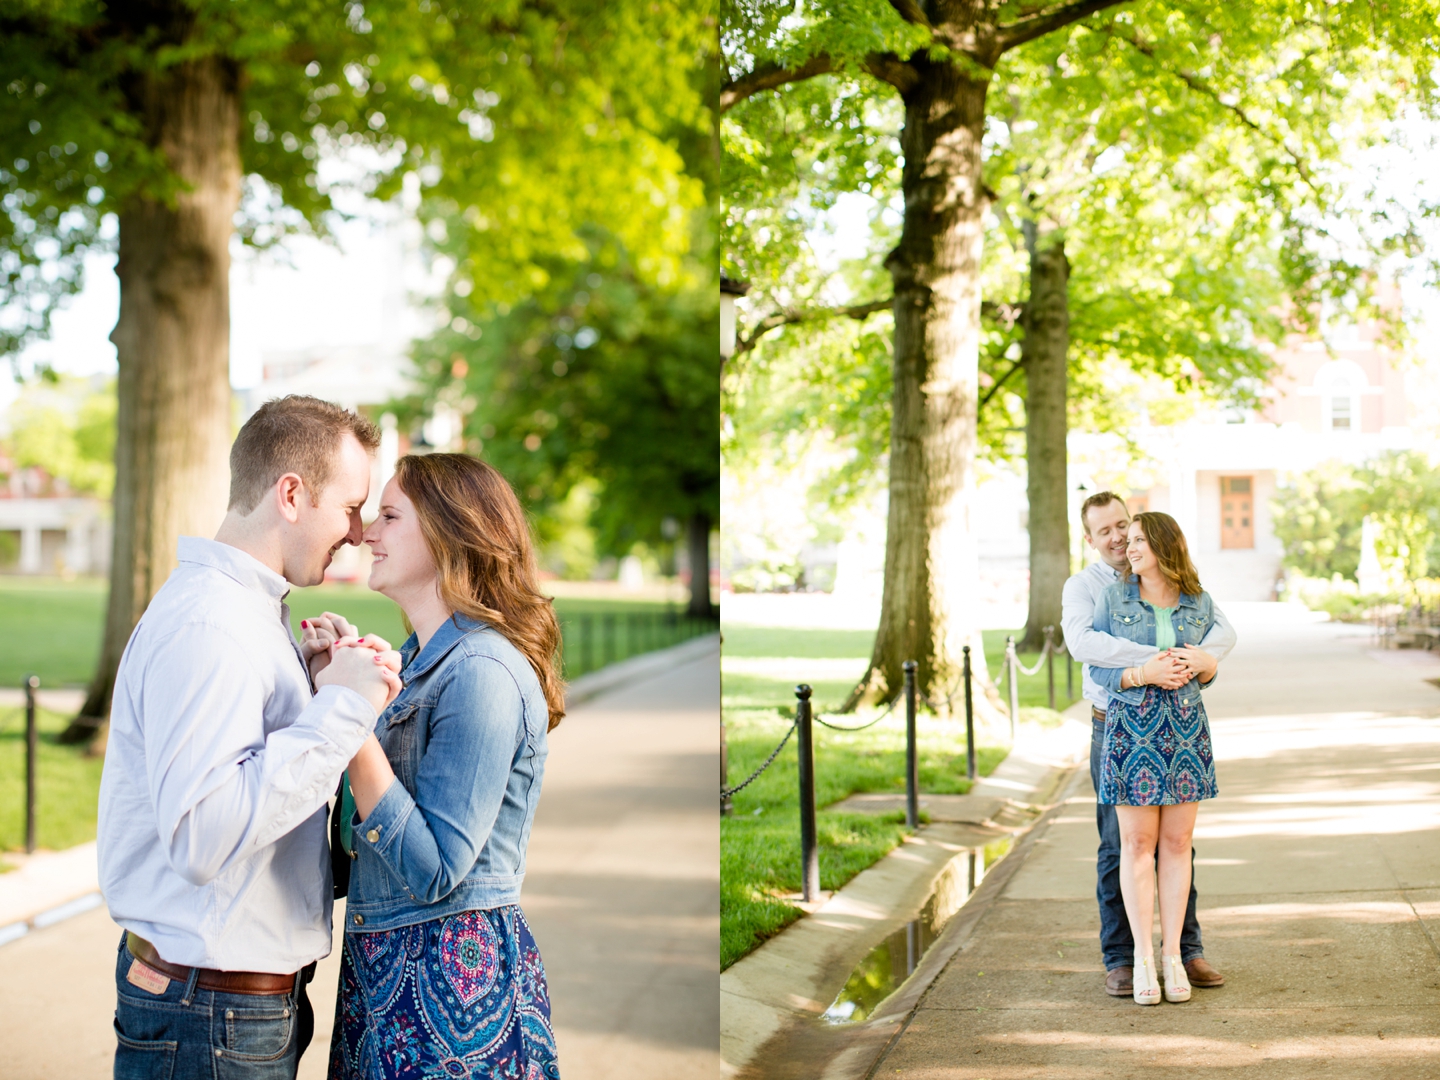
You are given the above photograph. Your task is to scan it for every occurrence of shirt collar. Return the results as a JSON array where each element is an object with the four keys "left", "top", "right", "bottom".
[
  {"left": 177, "top": 536, "right": 291, "bottom": 603},
  {"left": 400, "top": 611, "right": 489, "bottom": 683}
]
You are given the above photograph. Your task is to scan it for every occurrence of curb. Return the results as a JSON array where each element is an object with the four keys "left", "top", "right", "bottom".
[
  {"left": 720, "top": 715, "right": 1090, "bottom": 1078},
  {"left": 0, "top": 891, "right": 105, "bottom": 948},
  {"left": 0, "top": 840, "right": 103, "bottom": 947},
  {"left": 564, "top": 631, "right": 718, "bottom": 708},
  {"left": 822, "top": 765, "right": 1086, "bottom": 1080}
]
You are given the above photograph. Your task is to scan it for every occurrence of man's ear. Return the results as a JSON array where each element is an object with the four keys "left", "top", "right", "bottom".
[{"left": 274, "top": 473, "right": 305, "bottom": 524}]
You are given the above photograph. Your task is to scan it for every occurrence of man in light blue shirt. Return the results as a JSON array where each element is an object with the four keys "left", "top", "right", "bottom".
[
  {"left": 98, "top": 396, "right": 402, "bottom": 1078},
  {"left": 1060, "top": 491, "right": 1235, "bottom": 998}
]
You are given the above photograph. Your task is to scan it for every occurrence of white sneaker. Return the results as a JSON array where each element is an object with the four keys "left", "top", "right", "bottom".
[
  {"left": 1133, "top": 954, "right": 1160, "bottom": 1005},
  {"left": 1163, "top": 954, "right": 1192, "bottom": 1003}
]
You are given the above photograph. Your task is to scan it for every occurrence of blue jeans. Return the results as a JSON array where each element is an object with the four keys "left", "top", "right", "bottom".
[
  {"left": 113, "top": 935, "right": 314, "bottom": 1079},
  {"left": 1091, "top": 714, "right": 1204, "bottom": 970}
]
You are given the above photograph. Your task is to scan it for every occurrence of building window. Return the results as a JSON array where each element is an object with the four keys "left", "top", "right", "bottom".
[
  {"left": 1329, "top": 392, "right": 1352, "bottom": 431},
  {"left": 1221, "top": 476, "right": 1254, "bottom": 550}
]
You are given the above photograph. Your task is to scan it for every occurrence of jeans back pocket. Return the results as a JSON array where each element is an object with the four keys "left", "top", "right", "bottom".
[
  {"left": 113, "top": 1019, "right": 177, "bottom": 1080},
  {"left": 220, "top": 999, "right": 294, "bottom": 1062}
]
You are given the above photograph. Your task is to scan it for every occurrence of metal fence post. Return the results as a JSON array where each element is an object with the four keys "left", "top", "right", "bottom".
[
  {"left": 1045, "top": 625, "right": 1056, "bottom": 711},
  {"left": 603, "top": 613, "right": 616, "bottom": 667},
  {"left": 721, "top": 716, "right": 731, "bottom": 818},
  {"left": 962, "top": 646, "right": 976, "bottom": 782},
  {"left": 903, "top": 660, "right": 918, "bottom": 828},
  {"left": 1005, "top": 635, "right": 1019, "bottom": 742},
  {"left": 25, "top": 673, "right": 38, "bottom": 854},
  {"left": 581, "top": 614, "right": 594, "bottom": 674},
  {"left": 795, "top": 684, "right": 820, "bottom": 902}
]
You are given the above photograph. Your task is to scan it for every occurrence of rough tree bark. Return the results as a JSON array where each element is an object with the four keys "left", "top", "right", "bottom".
[
  {"left": 687, "top": 510, "right": 715, "bottom": 618},
  {"left": 843, "top": 56, "right": 999, "bottom": 717},
  {"left": 60, "top": 56, "right": 240, "bottom": 744},
  {"left": 1019, "top": 227, "right": 1070, "bottom": 653}
]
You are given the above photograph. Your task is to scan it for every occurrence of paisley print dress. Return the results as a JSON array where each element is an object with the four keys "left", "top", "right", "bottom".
[
  {"left": 329, "top": 906, "right": 560, "bottom": 1080},
  {"left": 1098, "top": 685, "right": 1217, "bottom": 806}
]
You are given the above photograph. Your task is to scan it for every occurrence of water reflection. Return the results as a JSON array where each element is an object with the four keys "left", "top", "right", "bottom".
[{"left": 822, "top": 837, "right": 1012, "bottom": 1024}]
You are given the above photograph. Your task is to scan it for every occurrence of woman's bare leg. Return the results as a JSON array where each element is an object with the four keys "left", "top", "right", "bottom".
[
  {"left": 1115, "top": 806, "right": 1160, "bottom": 959},
  {"left": 1157, "top": 802, "right": 1199, "bottom": 958}
]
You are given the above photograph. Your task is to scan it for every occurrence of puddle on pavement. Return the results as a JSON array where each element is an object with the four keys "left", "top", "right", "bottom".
[{"left": 821, "top": 837, "right": 1013, "bottom": 1025}]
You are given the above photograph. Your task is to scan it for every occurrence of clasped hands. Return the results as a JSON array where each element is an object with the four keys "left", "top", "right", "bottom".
[
  {"left": 1134, "top": 645, "right": 1218, "bottom": 690},
  {"left": 300, "top": 612, "right": 403, "bottom": 714}
]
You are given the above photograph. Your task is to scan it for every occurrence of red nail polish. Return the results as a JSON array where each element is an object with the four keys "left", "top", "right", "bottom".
[{"left": 301, "top": 620, "right": 309, "bottom": 628}]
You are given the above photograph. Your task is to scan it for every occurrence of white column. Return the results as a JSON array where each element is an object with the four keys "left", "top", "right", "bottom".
[
  {"left": 19, "top": 524, "right": 41, "bottom": 574},
  {"left": 65, "top": 516, "right": 91, "bottom": 575}
]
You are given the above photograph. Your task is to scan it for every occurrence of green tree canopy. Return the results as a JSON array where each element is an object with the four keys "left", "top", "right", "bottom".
[
  {"left": 1, "top": 0, "right": 712, "bottom": 356},
  {"left": 0, "top": 0, "right": 717, "bottom": 737},
  {"left": 2, "top": 373, "right": 116, "bottom": 496},
  {"left": 1275, "top": 452, "right": 1440, "bottom": 584}
]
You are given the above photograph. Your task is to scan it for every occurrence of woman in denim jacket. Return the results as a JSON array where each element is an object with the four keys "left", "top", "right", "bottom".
[
  {"left": 1091, "top": 512, "right": 1221, "bottom": 1008},
  {"left": 324, "top": 454, "right": 564, "bottom": 1079}
]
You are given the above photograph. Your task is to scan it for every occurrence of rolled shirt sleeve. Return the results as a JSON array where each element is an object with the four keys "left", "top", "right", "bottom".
[
  {"left": 355, "top": 655, "right": 531, "bottom": 904},
  {"left": 144, "top": 623, "right": 376, "bottom": 886}
]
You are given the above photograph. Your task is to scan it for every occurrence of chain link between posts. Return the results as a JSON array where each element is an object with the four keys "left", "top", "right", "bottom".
[
  {"left": 812, "top": 692, "right": 900, "bottom": 732},
  {"left": 719, "top": 687, "right": 904, "bottom": 807},
  {"left": 720, "top": 716, "right": 798, "bottom": 803},
  {"left": 721, "top": 634, "right": 1074, "bottom": 805}
]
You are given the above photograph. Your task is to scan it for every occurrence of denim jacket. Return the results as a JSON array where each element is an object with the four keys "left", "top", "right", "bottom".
[
  {"left": 344, "top": 613, "right": 549, "bottom": 932},
  {"left": 1090, "top": 579, "right": 1215, "bottom": 708}
]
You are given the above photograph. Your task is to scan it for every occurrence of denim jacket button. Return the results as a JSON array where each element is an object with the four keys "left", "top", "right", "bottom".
[
  {"left": 366, "top": 828, "right": 380, "bottom": 843},
  {"left": 354, "top": 914, "right": 364, "bottom": 925}
]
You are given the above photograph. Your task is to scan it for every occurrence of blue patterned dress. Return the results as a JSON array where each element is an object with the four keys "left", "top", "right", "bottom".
[
  {"left": 328, "top": 906, "right": 560, "bottom": 1080},
  {"left": 1098, "top": 686, "right": 1218, "bottom": 806}
]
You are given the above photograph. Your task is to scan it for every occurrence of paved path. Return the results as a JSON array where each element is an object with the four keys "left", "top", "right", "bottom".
[
  {"left": 873, "top": 606, "right": 1440, "bottom": 1079},
  {"left": 0, "top": 639, "right": 719, "bottom": 1080}
]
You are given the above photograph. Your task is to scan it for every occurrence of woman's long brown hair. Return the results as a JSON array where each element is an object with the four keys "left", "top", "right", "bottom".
[
  {"left": 1125, "top": 511, "right": 1203, "bottom": 598},
  {"left": 394, "top": 453, "right": 565, "bottom": 730}
]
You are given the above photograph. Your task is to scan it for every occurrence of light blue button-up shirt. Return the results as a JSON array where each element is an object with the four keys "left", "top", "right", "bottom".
[{"left": 97, "top": 537, "right": 376, "bottom": 973}]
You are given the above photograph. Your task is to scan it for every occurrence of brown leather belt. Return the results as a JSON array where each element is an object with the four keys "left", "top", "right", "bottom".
[
  {"left": 1092, "top": 706, "right": 1107, "bottom": 722},
  {"left": 126, "top": 933, "right": 300, "bottom": 997}
]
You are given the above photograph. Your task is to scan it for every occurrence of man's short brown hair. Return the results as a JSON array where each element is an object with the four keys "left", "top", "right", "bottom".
[
  {"left": 1080, "top": 491, "right": 1129, "bottom": 536},
  {"left": 229, "top": 396, "right": 381, "bottom": 514}
]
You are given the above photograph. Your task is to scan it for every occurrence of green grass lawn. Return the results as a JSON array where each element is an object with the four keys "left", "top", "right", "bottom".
[
  {"left": 0, "top": 577, "right": 711, "bottom": 853},
  {"left": 0, "top": 706, "right": 104, "bottom": 852},
  {"left": 719, "top": 622, "right": 1073, "bottom": 970},
  {"left": 0, "top": 577, "right": 108, "bottom": 688}
]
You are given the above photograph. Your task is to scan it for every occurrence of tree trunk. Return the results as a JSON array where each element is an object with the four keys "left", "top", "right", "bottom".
[
  {"left": 1020, "top": 230, "right": 1071, "bottom": 653},
  {"left": 846, "top": 59, "right": 1003, "bottom": 723},
  {"left": 60, "top": 57, "right": 240, "bottom": 745},
  {"left": 686, "top": 510, "right": 714, "bottom": 619}
]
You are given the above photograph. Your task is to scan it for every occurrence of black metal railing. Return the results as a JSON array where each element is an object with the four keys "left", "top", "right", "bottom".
[
  {"left": 721, "top": 636, "right": 1081, "bottom": 903},
  {"left": 559, "top": 608, "right": 718, "bottom": 679}
]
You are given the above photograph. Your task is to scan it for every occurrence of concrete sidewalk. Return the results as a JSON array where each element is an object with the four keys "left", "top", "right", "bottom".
[
  {"left": 868, "top": 606, "right": 1440, "bottom": 1078},
  {"left": 0, "top": 638, "right": 719, "bottom": 1080}
]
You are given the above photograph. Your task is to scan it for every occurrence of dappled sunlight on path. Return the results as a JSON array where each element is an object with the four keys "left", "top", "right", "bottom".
[{"left": 867, "top": 607, "right": 1440, "bottom": 1079}]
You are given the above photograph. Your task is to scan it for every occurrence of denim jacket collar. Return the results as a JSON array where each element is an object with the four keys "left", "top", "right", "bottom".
[
  {"left": 1119, "top": 577, "right": 1200, "bottom": 609},
  {"left": 400, "top": 612, "right": 490, "bottom": 684}
]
